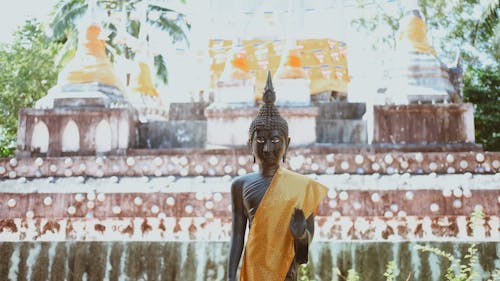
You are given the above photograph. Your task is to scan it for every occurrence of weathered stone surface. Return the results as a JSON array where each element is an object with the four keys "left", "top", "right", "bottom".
[
  {"left": 60, "top": 83, "right": 124, "bottom": 100},
  {"left": 0, "top": 241, "right": 498, "bottom": 281},
  {"left": 137, "top": 121, "right": 207, "bottom": 149},
  {"left": 54, "top": 97, "right": 107, "bottom": 108},
  {"left": 1, "top": 188, "right": 499, "bottom": 230},
  {"left": 316, "top": 102, "right": 366, "bottom": 120},
  {"left": 373, "top": 103, "right": 475, "bottom": 144},
  {"left": 0, "top": 242, "right": 229, "bottom": 281},
  {"left": 205, "top": 105, "right": 258, "bottom": 147},
  {"left": 169, "top": 102, "right": 208, "bottom": 121},
  {"left": 309, "top": 242, "right": 499, "bottom": 281},
  {"left": 316, "top": 120, "right": 367, "bottom": 144},
  {"left": 315, "top": 102, "right": 367, "bottom": 144},
  {"left": 3, "top": 150, "right": 495, "bottom": 179},
  {"left": 37, "top": 82, "right": 128, "bottom": 109},
  {"left": 206, "top": 105, "right": 319, "bottom": 147},
  {"left": 17, "top": 107, "right": 136, "bottom": 157}
]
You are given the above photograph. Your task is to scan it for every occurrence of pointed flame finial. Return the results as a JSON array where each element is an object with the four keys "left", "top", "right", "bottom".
[
  {"left": 263, "top": 70, "right": 276, "bottom": 105},
  {"left": 248, "top": 70, "right": 288, "bottom": 144}
]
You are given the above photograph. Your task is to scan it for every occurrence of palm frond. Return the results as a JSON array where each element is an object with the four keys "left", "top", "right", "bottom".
[
  {"left": 54, "top": 31, "right": 78, "bottom": 67},
  {"left": 50, "top": 0, "right": 87, "bottom": 42},
  {"left": 147, "top": 4, "right": 190, "bottom": 45},
  {"left": 472, "top": 0, "right": 499, "bottom": 44},
  {"left": 154, "top": 54, "right": 168, "bottom": 85},
  {"left": 494, "top": 25, "right": 500, "bottom": 60},
  {"left": 150, "top": 16, "right": 189, "bottom": 45},
  {"left": 103, "top": 22, "right": 121, "bottom": 57},
  {"left": 128, "top": 19, "right": 141, "bottom": 38}
]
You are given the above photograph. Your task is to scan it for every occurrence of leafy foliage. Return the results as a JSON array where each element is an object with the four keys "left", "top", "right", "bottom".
[
  {"left": 296, "top": 212, "right": 498, "bottom": 280},
  {"left": 0, "top": 20, "right": 62, "bottom": 157},
  {"left": 383, "top": 260, "right": 396, "bottom": 281},
  {"left": 298, "top": 263, "right": 316, "bottom": 281},
  {"left": 147, "top": 4, "right": 190, "bottom": 44},
  {"left": 463, "top": 65, "right": 500, "bottom": 151},
  {"left": 415, "top": 209, "right": 499, "bottom": 281},
  {"left": 50, "top": 0, "right": 87, "bottom": 43},
  {"left": 346, "top": 269, "right": 360, "bottom": 281}
]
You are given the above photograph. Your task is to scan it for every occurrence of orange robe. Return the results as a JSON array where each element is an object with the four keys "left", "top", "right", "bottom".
[{"left": 240, "top": 167, "right": 328, "bottom": 281}]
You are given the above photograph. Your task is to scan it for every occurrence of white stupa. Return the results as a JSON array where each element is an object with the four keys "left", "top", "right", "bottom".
[{"left": 385, "top": 1, "right": 454, "bottom": 104}]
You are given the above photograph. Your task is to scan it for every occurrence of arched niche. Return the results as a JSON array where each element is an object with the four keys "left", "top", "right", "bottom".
[
  {"left": 62, "top": 120, "right": 80, "bottom": 152},
  {"left": 95, "top": 119, "right": 112, "bottom": 153},
  {"left": 31, "top": 121, "right": 49, "bottom": 153},
  {"left": 118, "top": 119, "right": 129, "bottom": 149}
]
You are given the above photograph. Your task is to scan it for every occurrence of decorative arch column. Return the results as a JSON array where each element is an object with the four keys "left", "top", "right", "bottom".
[
  {"left": 31, "top": 121, "right": 49, "bottom": 154},
  {"left": 62, "top": 120, "right": 80, "bottom": 152},
  {"left": 95, "top": 119, "right": 112, "bottom": 153}
]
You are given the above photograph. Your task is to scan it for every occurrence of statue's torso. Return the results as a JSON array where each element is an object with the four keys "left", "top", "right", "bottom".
[
  {"left": 239, "top": 172, "right": 273, "bottom": 227},
  {"left": 235, "top": 172, "right": 298, "bottom": 281}
]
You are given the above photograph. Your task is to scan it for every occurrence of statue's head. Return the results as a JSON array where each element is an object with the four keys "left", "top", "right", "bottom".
[{"left": 248, "top": 71, "right": 290, "bottom": 168}]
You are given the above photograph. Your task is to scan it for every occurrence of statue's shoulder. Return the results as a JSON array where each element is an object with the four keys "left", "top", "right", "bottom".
[
  {"left": 231, "top": 172, "right": 260, "bottom": 189},
  {"left": 280, "top": 168, "right": 310, "bottom": 182},
  {"left": 280, "top": 168, "right": 326, "bottom": 189}
]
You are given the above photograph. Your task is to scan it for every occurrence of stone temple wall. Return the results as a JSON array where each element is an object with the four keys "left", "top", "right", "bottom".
[
  {"left": 1, "top": 149, "right": 497, "bottom": 179},
  {"left": 0, "top": 147, "right": 500, "bottom": 281},
  {"left": 0, "top": 241, "right": 498, "bottom": 281},
  {"left": 1, "top": 149, "right": 499, "bottom": 280}
]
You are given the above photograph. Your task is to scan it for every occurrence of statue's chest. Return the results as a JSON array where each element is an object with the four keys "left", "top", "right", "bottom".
[{"left": 242, "top": 177, "right": 272, "bottom": 218}]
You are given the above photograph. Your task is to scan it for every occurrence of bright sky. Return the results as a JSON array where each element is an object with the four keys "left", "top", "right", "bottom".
[
  {"left": 0, "top": 0, "right": 57, "bottom": 44},
  {"left": 0, "top": 0, "right": 413, "bottom": 144}
]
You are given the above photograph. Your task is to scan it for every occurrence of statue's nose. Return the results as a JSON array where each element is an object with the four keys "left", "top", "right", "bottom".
[{"left": 263, "top": 140, "right": 272, "bottom": 152}]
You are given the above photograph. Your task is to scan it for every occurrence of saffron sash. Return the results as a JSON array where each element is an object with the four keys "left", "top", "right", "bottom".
[{"left": 240, "top": 167, "right": 327, "bottom": 281}]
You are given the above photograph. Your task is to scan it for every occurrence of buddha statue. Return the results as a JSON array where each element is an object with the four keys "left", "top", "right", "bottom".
[{"left": 227, "top": 72, "right": 327, "bottom": 281}]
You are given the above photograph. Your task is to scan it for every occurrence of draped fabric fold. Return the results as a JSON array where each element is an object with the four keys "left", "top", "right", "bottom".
[{"left": 240, "top": 167, "right": 327, "bottom": 281}]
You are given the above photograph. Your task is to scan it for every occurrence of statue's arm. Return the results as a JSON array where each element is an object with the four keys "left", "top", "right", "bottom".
[
  {"left": 290, "top": 209, "right": 314, "bottom": 264},
  {"left": 227, "top": 180, "right": 247, "bottom": 281}
]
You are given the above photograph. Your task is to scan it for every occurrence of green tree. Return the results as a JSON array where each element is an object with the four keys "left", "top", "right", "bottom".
[
  {"left": 0, "top": 20, "right": 62, "bottom": 157},
  {"left": 463, "top": 65, "right": 500, "bottom": 151},
  {"left": 50, "top": 0, "right": 190, "bottom": 85}
]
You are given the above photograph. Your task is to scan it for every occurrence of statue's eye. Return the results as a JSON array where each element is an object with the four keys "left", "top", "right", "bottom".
[
  {"left": 272, "top": 138, "right": 281, "bottom": 143},
  {"left": 256, "top": 138, "right": 265, "bottom": 144}
]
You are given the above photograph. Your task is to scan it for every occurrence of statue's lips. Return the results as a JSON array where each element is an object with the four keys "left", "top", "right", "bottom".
[{"left": 260, "top": 155, "right": 278, "bottom": 163}]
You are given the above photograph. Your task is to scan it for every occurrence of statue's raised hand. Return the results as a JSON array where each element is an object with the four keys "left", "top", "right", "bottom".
[{"left": 289, "top": 208, "right": 307, "bottom": 239}]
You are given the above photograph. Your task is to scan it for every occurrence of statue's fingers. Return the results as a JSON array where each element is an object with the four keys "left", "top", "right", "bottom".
[
  {"left": 290, "top": 214, "right": 297, "bottom": 226},
  {"left": 296, "top": 208, "right": 305, "bottom": 220}
]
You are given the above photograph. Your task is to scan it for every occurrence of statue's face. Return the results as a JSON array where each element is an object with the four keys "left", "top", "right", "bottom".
[{"left": 252, "top": 129, "right": 289, "bottom": 167}]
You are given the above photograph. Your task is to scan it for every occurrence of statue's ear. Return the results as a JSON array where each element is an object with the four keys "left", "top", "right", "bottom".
[
  {"left": 283, "top": 137, "right": 291, "bottom": 163},
  {"left": 248, "top": 132, "right": 254, "bottom": 150}
]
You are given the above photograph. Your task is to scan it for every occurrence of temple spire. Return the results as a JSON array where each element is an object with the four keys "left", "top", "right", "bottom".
[
  {"left": 263, "top": 70, "right": 276, "bottom": 105},
  {"left": 397, "top": 0, "right": 435, "bottom": 55}
]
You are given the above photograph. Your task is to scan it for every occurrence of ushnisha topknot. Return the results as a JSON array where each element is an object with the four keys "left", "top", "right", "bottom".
[{"left": 248, "top": 71, "right": 289, "bottom": 145}]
